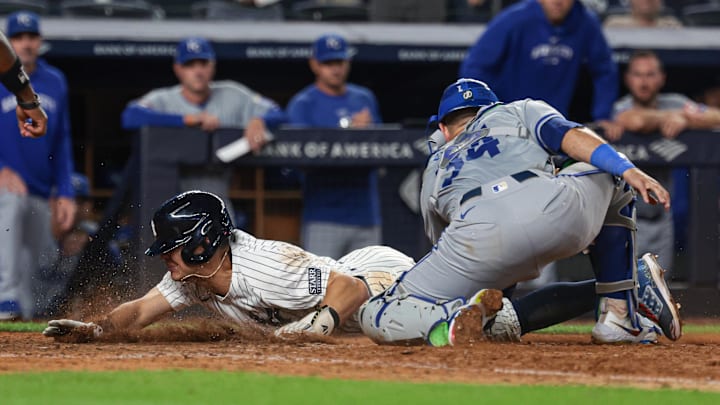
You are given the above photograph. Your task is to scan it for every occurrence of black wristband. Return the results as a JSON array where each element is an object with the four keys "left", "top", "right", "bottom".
[
  {"left": 0, "top": 58, "right": 30, "bottom": 95},
  {"left": 16, "top": 93, "right": 41, "bottom": 110},
  {"left": 321, "top": 305, "right": 340, "bottom": 328}
]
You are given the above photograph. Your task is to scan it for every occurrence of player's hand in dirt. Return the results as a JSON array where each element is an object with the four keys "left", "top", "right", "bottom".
[{"left": 43, "top": 319, "right": 103, "bottom": 343}]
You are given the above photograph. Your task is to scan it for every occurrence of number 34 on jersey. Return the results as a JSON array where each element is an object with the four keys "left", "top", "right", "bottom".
[{"left": 439, "top": 129, "right": 501, "bottom": 188}]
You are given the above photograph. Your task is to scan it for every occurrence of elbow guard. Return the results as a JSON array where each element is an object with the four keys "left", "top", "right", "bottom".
[{"left": 0, "top": 58, "right": 30, "bottom": 95}]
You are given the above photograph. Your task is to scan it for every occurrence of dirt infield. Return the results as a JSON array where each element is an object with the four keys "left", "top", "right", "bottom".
[{"left": 1, "top": 321, "right": 719, "bottom": 392}]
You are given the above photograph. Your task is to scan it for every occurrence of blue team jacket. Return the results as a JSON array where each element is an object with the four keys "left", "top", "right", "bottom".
[
  {"left": 287, "top": 83, "right": 382, "bottom": 227},
  {"left": 0, "top": 59, "right": 74, "bottom": 198},
  {"left": 460, "top": 0, "right": 618, "bottom": 120}
]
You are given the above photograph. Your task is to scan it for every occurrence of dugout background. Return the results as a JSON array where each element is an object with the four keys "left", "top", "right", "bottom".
[{"left": 28, "top": 21, "right": 720, "bottom": 304}]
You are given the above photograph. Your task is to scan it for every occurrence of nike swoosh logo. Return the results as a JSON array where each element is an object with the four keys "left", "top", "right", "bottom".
[
  {"left": 460, "top": 205, "right": 476, "bottom": 220},
  {"left": 610, "top": 321, "right": 641, "bottom": 336}
]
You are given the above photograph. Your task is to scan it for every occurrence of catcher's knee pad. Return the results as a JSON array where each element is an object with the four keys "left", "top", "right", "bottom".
[
  {"left": 590, "top": 180, "right": 638, "bottom": 302},
  {"left": 358, "top": 289, "right": 465, "bottom": 345}
]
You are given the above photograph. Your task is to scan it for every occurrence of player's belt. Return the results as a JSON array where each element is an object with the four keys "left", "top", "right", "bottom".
[{"left": 459, "top": 170, "right": 538, "bottom": 205}]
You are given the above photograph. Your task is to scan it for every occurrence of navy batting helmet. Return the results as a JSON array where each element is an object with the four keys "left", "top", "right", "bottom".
[
  {"left": 145, "top": 191, "right": 233, "bottom": 264},
  {"left": 429, "top": 78, "right": 499, "bottom": 125}
]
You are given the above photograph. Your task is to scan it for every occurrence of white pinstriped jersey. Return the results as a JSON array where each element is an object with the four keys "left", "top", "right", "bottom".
[
  {"left": 135, "top": 80, "right": 275, "bottom": 128},
  {"left": 156, "top": 229, "right": 413, "bottom": 329}
]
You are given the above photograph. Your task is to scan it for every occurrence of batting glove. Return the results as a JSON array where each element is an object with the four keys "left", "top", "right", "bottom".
[
  {"left": 274, "top": 305, "right": 339, "bottom": 337},
  {"left": 42, "top": 319, "right": 103, "bottom": 343}
]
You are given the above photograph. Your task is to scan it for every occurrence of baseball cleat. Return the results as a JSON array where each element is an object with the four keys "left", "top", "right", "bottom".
[
  {"left": 591, "top": 297, "right": 659, "bottom": 344},
  {"left": 637, "top": 253, "right": 682, "bottom": 341},
  {"left": 484, "top": 297, "right": 522, "bottom": 342},
  {"left": 428, "top": 289, "right": 504, "bottom": 347}
]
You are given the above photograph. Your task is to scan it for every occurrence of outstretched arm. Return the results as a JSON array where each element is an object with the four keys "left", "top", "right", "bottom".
[
  {"left": 43, "top": 287, "right": 173, "bottom": 342},
  {"left": 102, "top": 287, "right": 174, "bottom": 331}
]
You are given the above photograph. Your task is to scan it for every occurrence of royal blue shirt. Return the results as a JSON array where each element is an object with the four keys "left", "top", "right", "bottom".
[
  {"left": 287, "top": 84, "right": 382, "bottom": 226},
  {"left": 0, "top": 59, "right": 74, "bottom": 198},
  {"left": 459, "top": 0, "right": 618, "bottom": 120}
]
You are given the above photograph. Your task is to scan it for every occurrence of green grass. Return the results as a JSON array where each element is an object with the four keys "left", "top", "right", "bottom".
[
  {"left": 0, "top": 321, "right": 45, "bottom": 332},
  {"left": 0, "top": 371, "right": 717, "bottom": 405}
]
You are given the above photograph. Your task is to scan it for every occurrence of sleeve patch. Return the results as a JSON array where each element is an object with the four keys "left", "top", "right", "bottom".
[{"left": 308, "top": 268, "right": 323, "bottom": 295}]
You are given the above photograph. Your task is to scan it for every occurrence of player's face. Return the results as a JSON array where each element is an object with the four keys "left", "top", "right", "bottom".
[
  {"left": 174, "top": 59, "right": 215, "bottom": 94},
  {"left": 9, "top": 33, "right": 42, "bottom": 68},
  {"left": 625, "top": 56, "right": 665, "bottom": 106},
  {"left": 160, "top": 247, "right": 203, "bottom": 281},
  {"left": 312, "top": 59, "right": 350, "bottom": 90},
  {"left": 538, "top": 0, "right": 575, "bottom": 24}
]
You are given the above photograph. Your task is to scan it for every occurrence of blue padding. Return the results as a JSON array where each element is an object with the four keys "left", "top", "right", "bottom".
[
  {"left": 590, "top": 144, "right": 636, "bottom": 177},
  {"left": 538, "top": 116, "right": 581, "bottom": 153},
  {"left": 589, "top": 197, "right": 635, "bottom": 299}
]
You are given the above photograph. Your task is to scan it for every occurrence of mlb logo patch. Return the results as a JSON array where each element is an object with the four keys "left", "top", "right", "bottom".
[
  {"left": 491, "top": 181, "right": 508, "bottom": 193},
  {"left": 308, "top": 268, "right": 322, "bottom": 295}
]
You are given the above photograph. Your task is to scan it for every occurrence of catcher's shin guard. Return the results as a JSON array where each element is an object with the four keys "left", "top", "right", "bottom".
[
  {"left": 358, "top": 285, "right": 465, "bottom": 345},
  {"left": 589, "top": 181, "right": 640, "bottom": 325}
]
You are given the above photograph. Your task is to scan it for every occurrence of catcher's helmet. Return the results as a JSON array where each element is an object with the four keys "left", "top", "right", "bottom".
[
  {"left": 145, "top": 191, "right": 233, "bottom": 264},
  {"left": 429, "top": 78, "right": 499, "bottom": 125}
]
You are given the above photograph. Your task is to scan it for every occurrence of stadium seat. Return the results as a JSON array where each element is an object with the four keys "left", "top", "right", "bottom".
[
  {"left": 683, "top": 3, "right": 720, "bottom": 26},
  {"left": 60, "top": 0, "right": 165, "bottom": 19},
  {"left": 0, "top": 0, "right": 49, "bottom": 15},
  {"left": 191, "top": 0, "right": 284, "bottom": 20},
  {"left": 290, "top": 0, "right": 368, "bottom": 22}
]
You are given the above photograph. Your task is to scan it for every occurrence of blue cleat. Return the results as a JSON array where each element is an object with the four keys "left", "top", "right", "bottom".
[{"left": 637, "top": 253, "right": 682, "bottom": 341}]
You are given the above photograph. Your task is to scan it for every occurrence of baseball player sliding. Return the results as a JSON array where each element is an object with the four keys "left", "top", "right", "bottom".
[
  {"left": 43, "top": 191, "right": 413, "bottom": 342},
  {"left": 359, "top": 79, "right": 681, "bottom": 346}
]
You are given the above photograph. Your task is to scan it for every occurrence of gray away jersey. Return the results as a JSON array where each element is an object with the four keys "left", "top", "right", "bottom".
[
  {"left": 135, "top": 80, "right": 275, "bottom": 127},
  {"left": 156, "top": 230, "right": 413, "bottom": 328},
  {"left": 421, "top": 99, "right": 566, "bottom": 243}
]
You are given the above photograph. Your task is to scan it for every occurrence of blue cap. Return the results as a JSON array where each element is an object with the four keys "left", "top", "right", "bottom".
[
  {"left": 6, "top": 11, "right": 40, "bottom": 37},
  {"left": 312, "top": 34, "right": 350, "bottom": 62},
  {"left": 429, "top": 78, "right": 499, "bottom": 125},
  {"left": 175, "top": 37, "right": 215, "bottom": 64},
  {"left": 70, "top": 173, "right": 90, "bottom": 198}
]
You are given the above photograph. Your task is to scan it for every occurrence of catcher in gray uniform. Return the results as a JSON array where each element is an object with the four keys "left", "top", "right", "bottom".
[{"left": 359, "top": 78, "right": 676, "bottom": 346}]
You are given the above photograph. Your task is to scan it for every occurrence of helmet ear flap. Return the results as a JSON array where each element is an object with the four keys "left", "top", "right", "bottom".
[{"left": 180, "top": 214, "right": 230, "bottom": 265}]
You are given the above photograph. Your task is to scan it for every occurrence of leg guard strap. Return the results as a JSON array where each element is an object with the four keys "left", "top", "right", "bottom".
[
  {"left": 604, "top": 185, "right": 636, "bottom": 230},
  {"left": 595, "top": 279, "right": 636, "bottom": 294}
]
